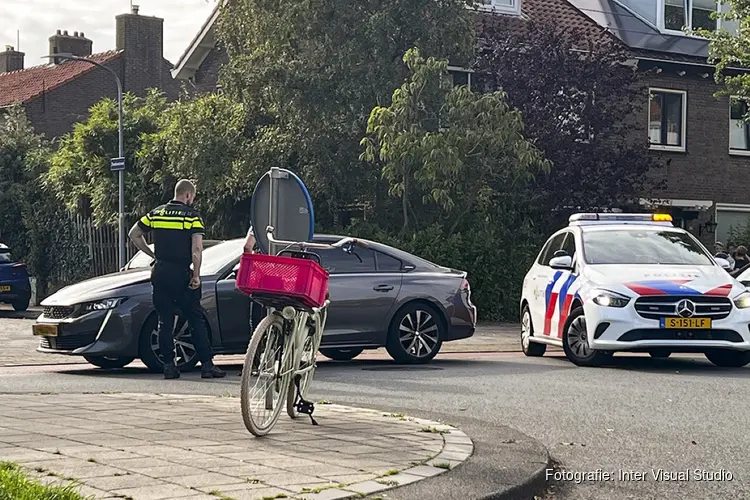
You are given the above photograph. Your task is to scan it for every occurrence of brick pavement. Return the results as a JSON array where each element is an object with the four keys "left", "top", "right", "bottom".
[
  {"left": 0, "top": 308, "right": 521, "bottom": 367},
  {"left": 0, "top": 393, "right": 472, "bottom": 500}
]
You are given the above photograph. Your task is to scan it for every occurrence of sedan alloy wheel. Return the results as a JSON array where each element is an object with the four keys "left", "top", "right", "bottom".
[{"left": 386, "top": 304, "right": 443, "bottom": 363}]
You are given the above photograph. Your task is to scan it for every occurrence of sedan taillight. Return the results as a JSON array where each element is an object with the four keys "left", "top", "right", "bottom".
[{"left": 461, "top": 279, "right": 473, "bottom": 304}]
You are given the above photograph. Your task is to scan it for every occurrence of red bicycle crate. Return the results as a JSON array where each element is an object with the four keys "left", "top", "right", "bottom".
[{"left": 236, "top": 253, "right": 329, "bottom": 308}]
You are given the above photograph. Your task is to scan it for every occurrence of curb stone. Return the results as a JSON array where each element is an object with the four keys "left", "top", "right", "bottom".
[
  {"left": 295, "top": 410, "right": 475, "bottom": 500},
  {"left": 479, "top": 453, "right": 552, "bottom": 500}
]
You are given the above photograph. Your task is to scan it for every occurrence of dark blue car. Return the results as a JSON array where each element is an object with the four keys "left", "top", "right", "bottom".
[{"left": 0, "top": 244, "right": 31, "bottom": 311}]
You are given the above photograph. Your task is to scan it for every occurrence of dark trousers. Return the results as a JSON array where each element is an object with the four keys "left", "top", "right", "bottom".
[
  {"left": 151, "top": 261, "right": 213, "bottom": 366},
  {"left": 251, "top": 300, "right": 265, "bottom": 331}
]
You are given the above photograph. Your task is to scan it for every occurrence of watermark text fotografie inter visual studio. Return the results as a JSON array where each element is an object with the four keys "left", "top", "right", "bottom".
[{"left": 547, "top": 468, "right": 734, "bottom": 484}]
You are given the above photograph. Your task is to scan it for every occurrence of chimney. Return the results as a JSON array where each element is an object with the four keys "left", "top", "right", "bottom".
[
  {"left": 49, "top": 29, "right": 93, "bottom": 63},
  {"left": 116, "top": 7, "right": 164, "bottom": 95},
  {"left": 0, "top": 45, "right": 24, "bottom": 73}
]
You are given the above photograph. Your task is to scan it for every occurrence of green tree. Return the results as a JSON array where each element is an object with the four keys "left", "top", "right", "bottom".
[
  {"left": 46, "top": 90, "right": 269, "bottom": 238},
  {"left": 703, "top": 1, "right": 750, "bottom": 101},
  {"left": 141, "top": 93, "right": 268, "bottom": 236},
  {"left": 0, "top": 105, "right": 89, "bottom": 293},
  {"left": 46, "top": 90, "right": 170, "bottom": 226},
  {"left": 362, "top": 49, "right": 549, "bottom": 234},
  {"left": 478, "top": 20, "right": 663, "bottom": 232},
  {"left": 217, "top": 0, "right": 478, "bottom": 226}
]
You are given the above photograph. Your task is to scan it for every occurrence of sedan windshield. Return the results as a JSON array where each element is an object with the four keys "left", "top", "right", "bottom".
[
  {"left": 201, "top": 239, "right": 245, "bottom": 275},
  {"left": 582, "top": 229, "right": 713, "bottom": 266},
  {"left": 127, "top": 248, "right": 154, "bottom": 269}
]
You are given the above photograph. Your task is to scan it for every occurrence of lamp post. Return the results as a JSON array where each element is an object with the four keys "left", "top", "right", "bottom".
[{"left": 42, "top": 53, "right": 126, "bottom": 269}]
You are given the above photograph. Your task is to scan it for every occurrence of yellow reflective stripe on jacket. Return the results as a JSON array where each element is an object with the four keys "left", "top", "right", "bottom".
[
  {"left": 148, "top": 218, "right": 205, "bottom": 230},
  {"left": 139, "top": 215, "right": 152, "bottom": 227},
  {"left": 151, "top": 220, "right": 186, "bottom": 230}
]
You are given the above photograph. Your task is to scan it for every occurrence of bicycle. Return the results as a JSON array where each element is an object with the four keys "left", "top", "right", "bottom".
[{"left": 237, "top": 225, "right": 363, "bottom": 437}]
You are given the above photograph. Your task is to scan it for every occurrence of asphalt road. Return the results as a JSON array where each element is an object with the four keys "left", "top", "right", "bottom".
[{"left": 1, "top": 347, "right": 748, "bottom": 500}]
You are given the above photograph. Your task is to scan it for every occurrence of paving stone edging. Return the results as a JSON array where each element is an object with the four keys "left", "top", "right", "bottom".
[
  {"left": 307, "top": 409, "right": 474, "bottom": 500},
  {"left": 0, "top": 393, "right": 473, "bottom": 500}
]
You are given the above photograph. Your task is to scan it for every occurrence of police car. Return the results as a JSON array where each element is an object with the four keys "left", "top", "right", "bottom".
[{"left": 520, "top": 213, "right": 750, "bottom": 368}]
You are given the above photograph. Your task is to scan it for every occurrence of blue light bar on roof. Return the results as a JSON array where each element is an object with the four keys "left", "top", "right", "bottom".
[{"left": 569, "top": 213, "right": 673, "bottom": 226}]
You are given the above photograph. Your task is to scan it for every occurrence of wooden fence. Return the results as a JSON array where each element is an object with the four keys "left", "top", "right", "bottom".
[{"left": 71, "top": 215, "right": 140, "bottom": 277}]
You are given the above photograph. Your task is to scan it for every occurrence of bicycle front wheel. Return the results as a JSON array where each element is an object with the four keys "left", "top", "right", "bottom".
[
  {"left": 241, "top": 313, "right": 292, "bottom": 436},
  {"left": 287, "top": 309, "right": 327, "bottom": 419}
]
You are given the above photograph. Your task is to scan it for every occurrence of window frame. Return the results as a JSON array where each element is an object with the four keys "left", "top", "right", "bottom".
[
  {"left": 474, "top": 0, "right": 521, "bottom": 16},
  {"left": 648, "top": 88, "right": 688, "bottom": 153},
  {"left": 729, "top": 96, "right": 750, "bottom": 156},
  {"left": 537, "top": 232, "right": 567, "bottom": 267},
  {"left": 374, "top": 250, "right": 404, "bottom": 273},
  {"left": 448, "top": 66, "right": 473, "bottom": 91},
  {"left": 657, "top": 0, "right": 723, "bottom": 34}
]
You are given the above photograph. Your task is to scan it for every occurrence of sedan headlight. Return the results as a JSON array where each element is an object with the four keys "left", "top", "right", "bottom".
[
  {"left": 733, "top": 292, "right": 750, "bottom": 309},
  {"left": 80, "top": 298, "right": 126, "bottom": 314},
  {"left": 591, "top": 290, "right": 630, "bottom": 308}
]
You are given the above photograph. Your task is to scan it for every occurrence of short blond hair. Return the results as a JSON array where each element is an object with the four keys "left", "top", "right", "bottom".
[{"left": 174, "top": 179, "right": 196, "bottom": 197}]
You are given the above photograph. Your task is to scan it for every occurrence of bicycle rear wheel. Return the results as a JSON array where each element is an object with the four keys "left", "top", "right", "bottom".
[
  {"left": 241, "top": 313, "right": 292, "bottom": 436},
  {"left": 287, "top": 309, "right": 326, "bottom": 418}
]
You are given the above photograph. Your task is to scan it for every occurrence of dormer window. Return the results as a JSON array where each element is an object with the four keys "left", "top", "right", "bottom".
[
  {"left": 658, "top": 0, "right": 737, "bottom": 34},
  {"left": 476, "top": 0, "right": 521, "bottom": 16}
]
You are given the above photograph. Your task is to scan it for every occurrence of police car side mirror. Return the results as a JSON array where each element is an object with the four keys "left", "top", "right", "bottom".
[
  {"left": 716, "top": 257, "right": 732, "bottom": 271},
  {"left": 549, "top": 255, "right": 573, "bottom": 270}
]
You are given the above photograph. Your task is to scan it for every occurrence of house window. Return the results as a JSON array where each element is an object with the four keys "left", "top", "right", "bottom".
[
  {"left": 729, "top": 98, "right": 750, "bottom": 154},
  {"left": 475, "top": 0, "right": 521, "bottom": 15},
  {"left": 661, "top": 0, "right": 721, "bottom": 32},
  {"left": 648, "top": 89, "right": 687, "bottom": 151},
  {"left": 448, "top": 67, "right": 472, "bottom": 90}
]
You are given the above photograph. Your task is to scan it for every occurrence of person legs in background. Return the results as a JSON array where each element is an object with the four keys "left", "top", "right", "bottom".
[
  {"left": 151, "top": 263, "right": 182, "bottom": 379},
  {"left": 176, "top": 284, "right": 225, "bottom": 378}
]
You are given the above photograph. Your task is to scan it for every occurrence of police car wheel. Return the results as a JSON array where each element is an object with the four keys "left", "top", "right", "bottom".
[
  {"left": 562, "top": 307, "right": 611, "bottom": 367},
  {"left": 139, "top": 313, "right": 201, "bottom": 373},
  {"left": 704, "top": 349, "right": 750, "bottom": 368},
  {"left": 521, "top": 306, "right": 546, "bottom": 357}
]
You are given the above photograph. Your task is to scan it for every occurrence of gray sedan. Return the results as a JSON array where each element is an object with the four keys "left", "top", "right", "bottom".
[{"left": 32, "top": 236, "right": 477, "bottom": 370}]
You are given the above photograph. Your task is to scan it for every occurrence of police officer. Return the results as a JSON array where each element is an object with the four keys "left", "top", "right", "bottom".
[{"left": 128, "top": 179, "right": 225, "bottom": 380}]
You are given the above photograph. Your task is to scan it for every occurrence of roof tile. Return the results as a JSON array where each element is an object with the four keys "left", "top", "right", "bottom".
[{"left": 0, "top": 50, "right": 122, "bottom": 107}]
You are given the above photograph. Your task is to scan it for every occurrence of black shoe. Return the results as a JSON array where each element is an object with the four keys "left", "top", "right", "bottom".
[
  {"left": 164, "top": 363, "right": 180, "bottom": 379},
  {"left": 201, "top": 363, "right": 226, "bottom": 379}
]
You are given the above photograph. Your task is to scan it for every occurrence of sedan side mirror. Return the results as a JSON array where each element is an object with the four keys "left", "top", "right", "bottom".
[
  {"left": 716, "top": 257, "right": 732, "bottom": 271},
  {"left": 549, "top": 255, "right": 573, "bottom": 270}
]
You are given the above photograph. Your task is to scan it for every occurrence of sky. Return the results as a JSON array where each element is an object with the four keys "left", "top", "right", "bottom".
[{"left": 0, "top": 0, "right": 216, "bottom": 67}]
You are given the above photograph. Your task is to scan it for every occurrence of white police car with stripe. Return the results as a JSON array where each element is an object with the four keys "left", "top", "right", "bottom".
[{"left": 520, "top": 213, "right": 750, "bottom": 367}]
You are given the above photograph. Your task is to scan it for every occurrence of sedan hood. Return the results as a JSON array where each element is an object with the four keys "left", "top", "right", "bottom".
[
  {"left": 42, "top": 269, "right": 151, "bottom": 306},
  {"left": 583, "top": 264, "right": 742, "bottom": 297}
]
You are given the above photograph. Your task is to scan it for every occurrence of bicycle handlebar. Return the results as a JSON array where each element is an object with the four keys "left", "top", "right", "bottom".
[{"left": 265, "top": 226, "right": 367, "bottom": 250}]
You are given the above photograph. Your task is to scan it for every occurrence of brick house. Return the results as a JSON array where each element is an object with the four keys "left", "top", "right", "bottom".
[
  {"left": 174, "top": 0, "right": 750, "bottom": 245},
  {"left": 0, "top": 5, "right": 180, "bottom": 141}
]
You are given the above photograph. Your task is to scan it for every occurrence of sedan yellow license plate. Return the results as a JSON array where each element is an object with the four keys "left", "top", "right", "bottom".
[
  {"left": 32, "top": 324, "right": 59, "bottom": 337},
  {"left": 660, "top": 317, "right": 711, "bottom": 329},
  {"left": 0, "top": 286, "right": 10, "bottom": 292}
]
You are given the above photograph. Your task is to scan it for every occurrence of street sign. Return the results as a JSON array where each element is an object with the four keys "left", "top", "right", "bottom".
[
  {"left": 250, "top": 168, "right": 315, "bottom": 255},
  {"left": 110, "top": 157, "right": 125, "bottom": 171}
]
